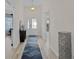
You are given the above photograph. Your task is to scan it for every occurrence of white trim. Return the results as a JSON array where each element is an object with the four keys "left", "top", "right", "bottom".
[{"left": 50, "top": 47, "right": 59, "bottom": 57}]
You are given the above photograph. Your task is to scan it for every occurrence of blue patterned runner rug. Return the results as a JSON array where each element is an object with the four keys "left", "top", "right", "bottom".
[{"left": 21, "top": 36, "right": 42, "bottom": 59}]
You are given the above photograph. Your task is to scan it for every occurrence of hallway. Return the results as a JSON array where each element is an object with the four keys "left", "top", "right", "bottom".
[{"left": 5, "top": 0, "right": 74, "bottom": 59}]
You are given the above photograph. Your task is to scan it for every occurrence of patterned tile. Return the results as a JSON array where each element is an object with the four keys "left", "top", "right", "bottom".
[{"left": 58, "top": 32, "right": 72, "bottom": 59}]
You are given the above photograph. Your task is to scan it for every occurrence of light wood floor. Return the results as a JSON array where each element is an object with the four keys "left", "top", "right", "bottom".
[{"left": 6, "top": 36, "right": 57, "bottom": 59}]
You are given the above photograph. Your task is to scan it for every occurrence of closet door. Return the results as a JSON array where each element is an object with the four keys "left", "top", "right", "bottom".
[{"left": 59, "top": 32, "right": 72, "bottom": 59}]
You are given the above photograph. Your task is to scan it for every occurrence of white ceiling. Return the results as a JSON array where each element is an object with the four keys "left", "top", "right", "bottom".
[
  {"left": 6, "top": 0, "right": 43, "bottom": 7},
  {"left": 23, "top": 0, "right": 43, "bottom": 6},
  {"left": 5, "top": 0, "right": 14, "bottom": 7},
  {"left": 5, "top": 0, "right": 45, "bottom": 14}
]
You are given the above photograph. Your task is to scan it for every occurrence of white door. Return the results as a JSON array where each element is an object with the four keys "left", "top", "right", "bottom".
[{"left": 27, "top": 17, "right": 38, "bottom": 35}]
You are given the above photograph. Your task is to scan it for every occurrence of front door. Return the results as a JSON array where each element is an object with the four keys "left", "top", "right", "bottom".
[{"left": 27, "top": 17, "right": 38, "bottom": 36}]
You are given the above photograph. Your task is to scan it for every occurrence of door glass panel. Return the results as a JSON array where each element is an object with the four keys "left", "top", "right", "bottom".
[
  {"left": 27, "top": 18, "right": 37, "bottom": 29},
  {"left": 32, "top": 18, "right": 37, "bottom": 29},
  {"left": 28, "top": 19, "right": 30, "bottom": 29}
]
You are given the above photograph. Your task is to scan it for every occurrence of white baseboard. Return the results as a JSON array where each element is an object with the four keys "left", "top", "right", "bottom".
[{"left": 50, "top": 47, "right": 59, "bottom": 59}]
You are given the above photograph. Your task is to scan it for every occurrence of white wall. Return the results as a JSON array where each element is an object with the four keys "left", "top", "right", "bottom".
[
  {"left": 5, "top": 2, "right": 13, "bottom": 14},
  {"left": 41, "top": 0, "right": 50, "bottom": 39},
  {"left": 5, "top": 0, "right": 24, "bottom": 48},
  {"left": 5, "top": 36, "right": 13, "bottom": 59},
  {"left": 49, "top": 0, "right": 74, "bottom": 58},
  {"left": 40, "top": 0, "right": 51, "bottom": 57},
  {"left": 12, "top": 0, "right": 24, "bottom": 48}
]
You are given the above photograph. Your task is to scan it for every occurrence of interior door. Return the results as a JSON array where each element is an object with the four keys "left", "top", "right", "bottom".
[{"left": 27, "top": 17, "right": 38, "bottom": 36}]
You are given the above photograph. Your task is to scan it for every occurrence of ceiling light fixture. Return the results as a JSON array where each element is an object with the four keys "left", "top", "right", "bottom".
[
  {"left": 30, "top": 0, "right": 35, "bottom": 11},
  {"left": 31, "top": 7, "right": 35, "bottom": 10}
]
